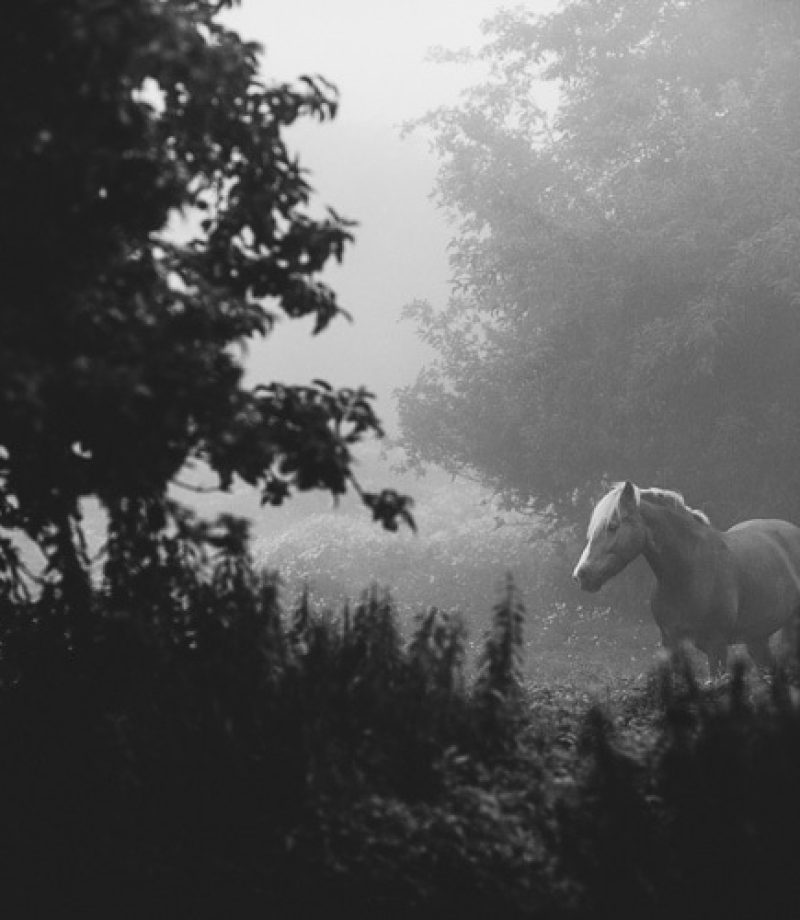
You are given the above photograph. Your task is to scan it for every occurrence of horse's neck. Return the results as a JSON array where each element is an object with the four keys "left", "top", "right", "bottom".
[{"left": 640, "top": 502, "right": 713, "bottom": 594}]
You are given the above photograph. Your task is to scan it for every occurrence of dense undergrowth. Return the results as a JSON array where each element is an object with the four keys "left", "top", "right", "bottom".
[{"left": 1, "top": 539, "right": 799, "bottom": 918}]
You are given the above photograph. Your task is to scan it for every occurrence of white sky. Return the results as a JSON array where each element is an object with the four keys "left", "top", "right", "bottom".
[{"left": 223, "top": 1, "right": 559, "bottom": 433}]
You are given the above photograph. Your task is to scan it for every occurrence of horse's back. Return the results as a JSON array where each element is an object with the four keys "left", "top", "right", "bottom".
[
  {"left": 725, "top": 518, "right": 800, "bottom": 561},
  {"left": 722, "top": 518, "right": 800, "bottom": 639}
]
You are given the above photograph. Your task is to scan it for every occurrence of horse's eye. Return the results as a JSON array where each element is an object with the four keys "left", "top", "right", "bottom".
[{"left": 607, "top": 520, "right": 619, "bottom": 533}]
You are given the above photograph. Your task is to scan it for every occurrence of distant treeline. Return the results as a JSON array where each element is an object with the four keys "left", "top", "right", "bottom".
[{"left": 400, "top": 0, "right": 800, "bottom": 528}]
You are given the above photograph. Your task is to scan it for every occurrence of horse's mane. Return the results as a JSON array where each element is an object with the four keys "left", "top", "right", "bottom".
[{"left": 588, "top": 482, "right": 710, "bottom": 537}]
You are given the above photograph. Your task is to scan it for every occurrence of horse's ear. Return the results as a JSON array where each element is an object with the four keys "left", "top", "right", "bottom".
[{"left": 620, "top": 480, "right": 637, "bottom": 514}]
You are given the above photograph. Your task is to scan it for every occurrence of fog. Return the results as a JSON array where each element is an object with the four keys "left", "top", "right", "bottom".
[
  {"left": 178, "top": 0, "right": 800, "bottom": 685},
  {"left": 223, "top": 0, "right": 557, "bottom": 430},
  {"left": 199, "top": 0, "right": 581, "bottom": 668}
]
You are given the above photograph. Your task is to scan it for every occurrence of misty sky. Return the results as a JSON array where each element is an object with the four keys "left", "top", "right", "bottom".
[{"left": 223, "top": 1, "right": 558, "bottom": 434}]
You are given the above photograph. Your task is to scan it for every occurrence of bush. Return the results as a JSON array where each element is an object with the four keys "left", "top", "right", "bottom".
[
  {"left": 557, "top": 658, "right": 800, "bottom": 920},
  {"left": 4, "top": 529, "right": 800, "bottom": 919},
  {"left": 0, "top": 545, "right": 534, "bottom": 914}
]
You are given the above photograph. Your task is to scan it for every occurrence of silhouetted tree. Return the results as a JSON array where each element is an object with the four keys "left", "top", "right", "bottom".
[{"left": 0, "top": 0, "right": 412, "bottom": 613}]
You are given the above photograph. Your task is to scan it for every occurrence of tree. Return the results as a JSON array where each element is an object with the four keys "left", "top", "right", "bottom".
[
  {"left": 398, "top": 0, "right": 800, "bottom": 528},
  {"left": 0, "top": 0, "right": 412, "bottom": 605}
]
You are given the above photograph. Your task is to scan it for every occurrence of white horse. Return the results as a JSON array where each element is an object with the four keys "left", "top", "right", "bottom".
[{"left": 573, "top": 481, "right": 800, "bottom": 675}]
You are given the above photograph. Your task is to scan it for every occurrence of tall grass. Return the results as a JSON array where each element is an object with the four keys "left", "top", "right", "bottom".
[
  {"left": 0, "top": 543, "right": 530, "bottom": 914},
  {"left": 2, "top": 539, "right": 800, "bottom": 918}
]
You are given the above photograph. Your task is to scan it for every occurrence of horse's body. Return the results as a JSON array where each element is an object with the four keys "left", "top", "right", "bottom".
[{"left": 572, "top": 482, "right": 800, "bottom": 675}]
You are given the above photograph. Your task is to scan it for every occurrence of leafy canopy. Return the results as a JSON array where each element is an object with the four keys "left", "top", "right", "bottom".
[
  {"left": 0, "top": 0, "right": 412, "bottom": 598},
  {"left": 399, "top": 0, "right": 800, "bottom": 526}
]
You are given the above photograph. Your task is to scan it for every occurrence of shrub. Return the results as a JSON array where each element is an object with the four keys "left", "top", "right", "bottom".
[
  {"left": 0, "top": 551, "right": 538, "bottom": 913},
  {"left": 558, "top": 657, "right": 800, "bottom": 920}
]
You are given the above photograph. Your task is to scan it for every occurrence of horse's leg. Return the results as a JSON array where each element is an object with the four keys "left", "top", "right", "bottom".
[
  {"left": 706, "top": 643, "right": 728, "bottom": 680},
  {"left": 779, "top": 612, "right": 799, "bottom": 661},
  {"left": 746, "top": 637, "right": 774, "bottom": 673},
  {"left": 658, "top": 626, "right": 673, "bottom": 653}
]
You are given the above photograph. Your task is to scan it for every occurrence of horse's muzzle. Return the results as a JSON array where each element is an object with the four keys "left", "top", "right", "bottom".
[{"left": 572, "top": 566, "right": 603, "bottom": 593}]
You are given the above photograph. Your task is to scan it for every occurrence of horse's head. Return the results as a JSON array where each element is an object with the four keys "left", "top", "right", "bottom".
[{"left": 572, "top": 481, "right": 647, "bottom": 592}]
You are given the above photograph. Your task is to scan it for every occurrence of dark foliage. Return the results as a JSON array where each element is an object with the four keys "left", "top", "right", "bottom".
[
  {"left": 557, "top": 656, "right": 800, "bottom": 920},
  {"left": 0, "top": 0, "right": 412, "bottom": 615},
  {"left": 3, "top": 543, "right": 800, "bottom": 918},
  {"left": 474, "top": 574, "right": 527, "bottom": 746},
  {"left": 0, "top": 550, "right": 533, "bottom": 915}
]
